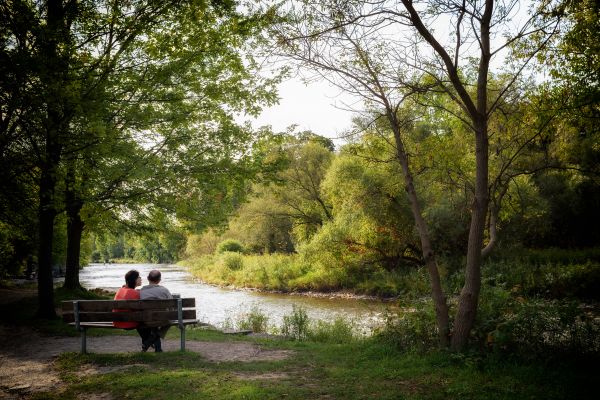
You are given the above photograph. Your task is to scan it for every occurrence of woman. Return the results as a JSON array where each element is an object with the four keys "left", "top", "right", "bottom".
[{"left": 113, "top": 269, "right": 151, "bottom": 350}]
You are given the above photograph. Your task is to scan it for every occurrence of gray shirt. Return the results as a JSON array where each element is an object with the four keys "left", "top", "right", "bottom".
[{"left": 140, "top": 283, "right": 172, "bottom": 300}]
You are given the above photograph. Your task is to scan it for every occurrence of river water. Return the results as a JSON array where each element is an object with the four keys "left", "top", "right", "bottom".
[{"left": 80, "top": 263, "right": 389, "bottom": 332}]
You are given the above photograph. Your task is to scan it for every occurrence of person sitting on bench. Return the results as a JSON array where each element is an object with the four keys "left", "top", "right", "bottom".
[
  {"left": 113, "top": 270, "right": 151, "bottom": 350},
  {"left": 140, "top": 269, "right": 173, "bottom": 352}
]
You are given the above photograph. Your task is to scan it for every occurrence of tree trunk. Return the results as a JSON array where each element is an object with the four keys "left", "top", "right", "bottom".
[
  {"left": 37, "top": 160, "right": 58, "bottom": 318},
  {"left": 450, "top": 0, "right": 493, "bottom": 350},
  {"left": 36, "top": 0, "right": 71, "bottom": 318},
  {"left": 451, "top": 120, "right": 489, "bottom": 350},
  {"left": 64, "top": 171, "right": 84, "bottom": 290},
  {"left": 389, "top": 113, "right": 450, "bottom": 347},
  {"left": 64, "top": 210, "right": 84, "bottom": 289}
]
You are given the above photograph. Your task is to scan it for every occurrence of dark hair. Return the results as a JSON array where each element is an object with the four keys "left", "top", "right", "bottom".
[
  {"left": 147, "top": 269, "right": 161, "bottom": 283},
  {"left": 124, "top": 270, "right": 140, "bottom": 289}
]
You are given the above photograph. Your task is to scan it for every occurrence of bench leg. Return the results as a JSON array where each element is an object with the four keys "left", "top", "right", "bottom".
[
  {"left": 180, "top": 326, "right": 185, "bottom": 352},
  {"left": 81, "top": 327, "right": 87, "bottom": 354}
]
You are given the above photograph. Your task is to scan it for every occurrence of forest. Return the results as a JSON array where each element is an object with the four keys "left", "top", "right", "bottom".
[{"left": 1, "top": 0, "right": 599, "bottom": 359}]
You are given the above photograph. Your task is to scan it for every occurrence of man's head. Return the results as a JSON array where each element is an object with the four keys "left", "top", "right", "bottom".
[{"left": 147, "top": 269, "right": 162, "bottom": 284}]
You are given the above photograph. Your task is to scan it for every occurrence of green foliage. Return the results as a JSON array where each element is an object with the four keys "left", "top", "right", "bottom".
[
  {"left": 184, "top": 230, "right": 222, "bottom": 258},
  {"left": 225, "top": 188, "right": 295, "bottom": 254},
  {"left": 216, "top": 239, "right": 245, "bottom": 254},
  {"left": 281, "top": 305, "right": 310, "bottom": 340},
  {"left": 306, "top": 150, "right": 417, "bottom": 275},
  {"left": 482, "top": 251, "right": 600, "bottom": 301},
  {"left": 486, "top": 297, "right": 600, "bottom": 359},
  {"left": 374, "top": 302, "right": 438, "bottom": 351},
  {"left": 307, "top": 317, "right": 359, "bottom": 344},
  {"left": 236, "top": 305, "right": 270, "bottom": 333},
  {"left": 189, "top": 252, "right": 306, "bottom": 290},
  {"left": 221, "top": 252, "right": 245, "bottom": 271}
]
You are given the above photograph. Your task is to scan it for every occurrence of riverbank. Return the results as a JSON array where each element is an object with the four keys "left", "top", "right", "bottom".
[
  {"left": 1, "top": 287, "right": 598, "bottom": 399},
  {"left": 186, "top": 277, "right": 398, "bottom": 302},
  {"left": 180, "top": 253, "right": 424, "bottom": 299}
]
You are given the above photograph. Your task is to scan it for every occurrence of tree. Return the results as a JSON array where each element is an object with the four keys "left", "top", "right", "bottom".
[
  {"left": 272, "top": 136, "right": 335, "bottom": 242},
  {"left": 0, "top": 0, "right": 279, "bottom": 315},
  {"left": 321, "top": 143, "right": 419, "bottom": 271},
  {"left": 62, "top": 0, "right": 280, "bottom": 273},
  {"left": 221, "top": 131, "right": 334, "bottom": 253},
  {"left": 275, "top": 0, "right": 560, "bottom": 349}
]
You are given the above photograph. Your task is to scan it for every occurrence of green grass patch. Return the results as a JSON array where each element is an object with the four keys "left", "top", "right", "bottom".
[{"left": 49, "top": 339, "right": 596, "bottom": 400}]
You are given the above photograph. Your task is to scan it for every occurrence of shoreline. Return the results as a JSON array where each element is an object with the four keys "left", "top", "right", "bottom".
[{"left": 185, "top": 276, "right": 400, "bottom": 302}]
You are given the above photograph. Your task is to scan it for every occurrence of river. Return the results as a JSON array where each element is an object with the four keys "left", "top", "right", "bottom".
[{"left": 79, "top": 263, "right": 389, "bottom": 333}]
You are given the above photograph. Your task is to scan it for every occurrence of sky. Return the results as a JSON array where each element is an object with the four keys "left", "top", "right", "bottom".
[
  {"left": 250, "top": 76, "right": 359, "bottom": 145},
  {"left": 248, "top": 1, "right": 534, "bottom": 147}
]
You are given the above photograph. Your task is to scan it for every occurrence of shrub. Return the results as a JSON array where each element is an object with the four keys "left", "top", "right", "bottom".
[
  {"left": 237, "top": 306, "right": 270, "bottom": 333},
  {"left": 220, "top": 252, "right": 244, "bottom": 271},
  {"left": 216, "top": 239, "right": 245, "bottom": 254},
  {"left": 308, "top": 317, "right": 359, "bottom": 343},
  {"left": 487, "top": 298, "right": 600, "bottom": 359},
  {"left": 282, "top": 305, "right": 311, "bottom": 340},
  {"left": 481, "top": 255, "right": 600, "bottom": 301},
  {"left": 374, "top": 301, "right": 438, "bottom": 351}
]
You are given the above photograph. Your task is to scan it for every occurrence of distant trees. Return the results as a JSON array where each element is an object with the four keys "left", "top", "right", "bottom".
[{"left": 218, "top": 131, "right": 334, "bottom": 254}]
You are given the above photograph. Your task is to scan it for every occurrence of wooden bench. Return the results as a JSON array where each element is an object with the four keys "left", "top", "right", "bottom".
[{"left": 62, "top": 298, "right": 198, "bottom": 353}]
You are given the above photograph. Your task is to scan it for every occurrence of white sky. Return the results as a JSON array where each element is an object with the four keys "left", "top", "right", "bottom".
[
  {"left": 249, "top": 1, "right": 535, "bottom": 147},
  {"left": 251, "top": 77, "right": 358, "bottom": 144}
]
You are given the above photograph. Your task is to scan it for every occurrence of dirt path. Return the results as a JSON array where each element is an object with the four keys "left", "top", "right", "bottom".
[{"left": 0, "top": 325, "right": 293, "bottom": 399}]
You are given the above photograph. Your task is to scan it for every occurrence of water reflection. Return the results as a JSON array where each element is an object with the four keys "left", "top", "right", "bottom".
[{"left": 80, "top": 263, "right": 388, "bottom": 331}]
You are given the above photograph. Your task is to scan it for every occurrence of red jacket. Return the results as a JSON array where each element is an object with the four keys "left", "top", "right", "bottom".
[{"left": 113, "top": 286, "right": 140, "bottom": 328}]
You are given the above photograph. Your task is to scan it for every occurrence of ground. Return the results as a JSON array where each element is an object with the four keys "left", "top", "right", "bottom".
[
  {"left": 0, "top": 325, "right": 292, "bottom": 399},
  {"left": 0, "top": 288, "right": 292, "bottom": 399}
]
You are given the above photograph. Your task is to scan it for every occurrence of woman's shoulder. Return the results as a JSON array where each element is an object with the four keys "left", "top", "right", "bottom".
[{"left": 114, "top": 286, "right": 140, "bottom": 300}]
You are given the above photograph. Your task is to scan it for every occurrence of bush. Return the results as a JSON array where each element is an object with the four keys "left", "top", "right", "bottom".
[
  {"left": 308, "top": 317, "right": 359, "bottom": 343},
  {"left": 216, "top": 239, "right": 245, "bottom": 254},
  {"left": 282, "top": 305, "right": 311, "bottom": 340},
  {"left": 481, "top": 255, "right": 600, "bottom": 301},
  {"left": 220, "top": 252, "right": 244, "bottom": 271},
  {"left": 487, "top": 298, "right": 600, "bottom": 359},
  {"left": 237, "top": 306, "right": 270, "bottom": 333},
  {"left": 374, "top": 301, "right": 438, "bottom": 351}
]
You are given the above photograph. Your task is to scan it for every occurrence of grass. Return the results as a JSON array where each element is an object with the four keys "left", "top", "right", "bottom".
[
  {"left": 2, "top": 288, "right": 596, "bottom": 399},
  {"left": 38, "top": 333, "right": 596, "bottom": 400}
]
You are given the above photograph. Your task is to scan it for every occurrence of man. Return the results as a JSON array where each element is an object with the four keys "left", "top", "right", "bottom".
[{"left": 140, "top": 269, "right": 173, "bottom": 352}]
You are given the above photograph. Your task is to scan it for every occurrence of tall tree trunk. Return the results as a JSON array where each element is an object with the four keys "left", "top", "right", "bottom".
[
  {"left": 37, "top": 155, "right": 58, "bottom": 318},
  {"left": 450, "top": 0, "right": 494, "bottom": 350},
  {"left": 389, "top": 113, "right": 450, "bottom": 347},
  {"left": 64, "top": 165, "right": 84, "bottom": 290},
  {"left": 64, "top": 208, "right": 84, "bottom": 289},
  {"left": 451, "top": 122, "right": 489, "bottom": 350},
  {"left": 36, "top": 0, "right": 72, "bottom": 317}
]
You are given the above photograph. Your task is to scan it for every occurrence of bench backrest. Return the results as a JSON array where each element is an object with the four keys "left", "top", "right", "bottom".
[{"left": 62, "top": 298, "right": 196, "bottom": 325}]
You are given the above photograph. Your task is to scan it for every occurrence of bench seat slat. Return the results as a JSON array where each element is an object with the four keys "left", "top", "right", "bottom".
[
  {"left": 63, "top": 309, "right": 196, "bottom": 323},
  {"left": 68, "top": 319, "right": 199, "bottom": 328}
]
